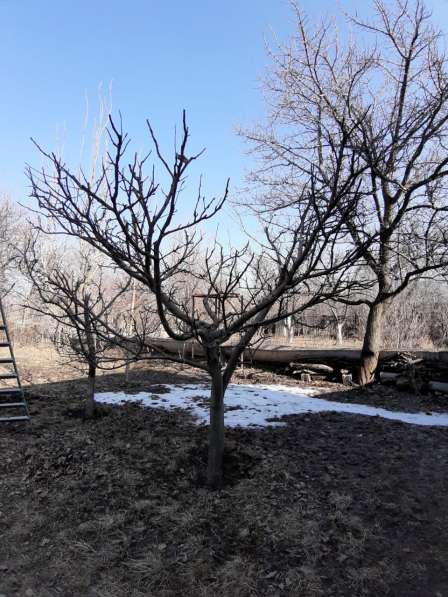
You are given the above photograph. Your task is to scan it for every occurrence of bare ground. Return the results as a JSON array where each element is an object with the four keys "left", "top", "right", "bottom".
[{"left": 1, "top": 347, "right": 448, "bottom": 596}]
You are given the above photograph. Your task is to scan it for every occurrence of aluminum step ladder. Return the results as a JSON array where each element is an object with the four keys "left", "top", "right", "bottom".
[{"left": 0, "top": 297, "right": 30, "bottom": 423}]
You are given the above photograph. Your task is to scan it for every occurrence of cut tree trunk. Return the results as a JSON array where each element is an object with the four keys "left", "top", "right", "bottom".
[
  {"left": 359, "top": 302, "right": 386, "bottom": 385},
  {"left": 207, "top": 350, "right": 225, "bottom": 489},
  {"left": 85, "top": 365, "right": 97, "bottom": 419}
]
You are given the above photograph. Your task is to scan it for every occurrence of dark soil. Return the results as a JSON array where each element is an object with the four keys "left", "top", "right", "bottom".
[{"left": 1, "top": 363, "right": 448, "bottom": 596}]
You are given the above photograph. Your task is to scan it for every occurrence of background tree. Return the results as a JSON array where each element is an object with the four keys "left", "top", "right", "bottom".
[
  {"left": 242, "top": 0, "right": 448, "bottom": 384},
  {"left": 0, "top": 197, "right": 22, "bottom": 297},
  {"left": 27, "top": 112, "right": 370, "bottom": 487},
  {"left": 19, "top": 238, "right": 133, "bottom": 418},
  {"left": 327, "top": 301, "right": 348, "bottom": 346}
]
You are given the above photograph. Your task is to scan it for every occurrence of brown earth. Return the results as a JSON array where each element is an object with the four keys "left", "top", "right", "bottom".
[{"left": 0, "top": 347, "right": 448, "bottom": 596}]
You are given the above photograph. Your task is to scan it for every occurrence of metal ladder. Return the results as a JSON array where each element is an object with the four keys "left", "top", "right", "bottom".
[{"left": 0, "top": 297, "right": 30, "bottom": 423}]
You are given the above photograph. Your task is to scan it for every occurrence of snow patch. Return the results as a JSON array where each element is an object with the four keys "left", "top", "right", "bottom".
[{"left": 95, "top": 383, "right": 448, "bottom": 428}]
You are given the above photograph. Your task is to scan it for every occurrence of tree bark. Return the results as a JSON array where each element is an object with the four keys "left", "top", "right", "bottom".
[
  {"left": 85, "top": 364, "right": 97, "bottom": 419},
  {"left": 206, "top": 347, "right": 225, "bottom": 489},
  {"left": 358, "top": 302, "right": 385, "bottom": 385}
]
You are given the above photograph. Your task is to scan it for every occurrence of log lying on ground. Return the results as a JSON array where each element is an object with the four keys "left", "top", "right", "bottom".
[
  {"left": 144, "top": 337, "right": 362, "bottom": 367},
  {"left": 428, "top": 381, "right": 448, "bottom": 395},
  {"left": 141, "top": 337, "right": 448, "bottom": 389},
  {"left": 289, "top": 362, "right": 334, "bottom": 375},
  {"left": 288, "top": 361, "right": 355, "bottom": 385}
]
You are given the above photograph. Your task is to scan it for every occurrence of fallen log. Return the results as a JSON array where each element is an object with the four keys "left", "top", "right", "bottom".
[
  {"left": 137, "top": 337, "right": 448, "bottom": 379},
  {"left": 289, "top": 362, "right": 334, "bottom": 375},
  {"left": 428, "top": 381, "right": 448, "bottom": 395}
]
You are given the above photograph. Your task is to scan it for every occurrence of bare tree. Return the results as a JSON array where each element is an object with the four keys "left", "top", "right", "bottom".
[
  {"left": 19, "top": 238, "right": 133, "bottom": 418},
  {"left": 27, "top": 112, "right": 369, "bottom": 487},
  {"left": 0, "top": 197, "right": 22, "bottom": 297},
  {"left": 242, "top": 0, "right": 448, "bottom": 384},
  {"left": 327, "top": 302, "right": 348, "bottom": 346}
]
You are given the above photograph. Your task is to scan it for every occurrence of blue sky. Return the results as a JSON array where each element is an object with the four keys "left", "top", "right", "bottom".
[{"left": 1, "top": 0, "right": 448, "bottom": 215}]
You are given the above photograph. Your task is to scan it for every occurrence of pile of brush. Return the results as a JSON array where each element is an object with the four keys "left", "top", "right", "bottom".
[{"left": 379, "top": 352, "right": 448, "bottom": 394}]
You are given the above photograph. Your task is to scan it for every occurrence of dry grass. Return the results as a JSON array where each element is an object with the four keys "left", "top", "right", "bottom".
[{"left": 1, "top": 347, "right": 448, "bottom": 596}]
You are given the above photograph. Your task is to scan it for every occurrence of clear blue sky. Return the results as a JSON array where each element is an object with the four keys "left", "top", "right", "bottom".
[{"left": 1, "top": 0, "right": 447, "bottom": 213}]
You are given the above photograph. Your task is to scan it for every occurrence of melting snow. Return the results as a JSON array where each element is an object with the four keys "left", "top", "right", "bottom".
[{"left": 95, "top": 383, "right": 448, "bottom": 428}]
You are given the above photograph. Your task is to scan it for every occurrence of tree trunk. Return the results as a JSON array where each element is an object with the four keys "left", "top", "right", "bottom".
[
  {"left": 124, "top": 353, "right": 132, "bottom": 383},
  {"left": 358, "top": 302, "right": 385, "bottom": 385},
  {"left": 336, "top": 321, "right": 344, "bottom": 346},
  {"left": 206, "top": 347, "right": 225, "bottom": 489},
  {"left": 83, "top": 299, "right": 97, "bottom": 418},
  {"left": 285, "top": 316, "right": 294, "bottom": 344},
  {"left": 85, "top": 364, "right": 97, "bottom": 419}
]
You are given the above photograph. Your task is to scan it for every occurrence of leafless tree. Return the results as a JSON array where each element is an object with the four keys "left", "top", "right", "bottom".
[
  {"left": 242, "top": 0, "right": 448, "bottom": 384},
  {"left": 326, "top": 302, "right": 348, "bottom": 346},
  {"left": 0, "top": 197, "right": 23, "bottom": 297},
  {"left": 429, "top": 289, "right": 448, "bottom": 347},
  {"left": 19, "top": 238, "right": 134, "bottom": 418},
  {"left": 27, "top": 112, "right": 370, "bottom": 487},
  {"left": 381, "top": 279, "right": 448, "bottom": 349}
]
